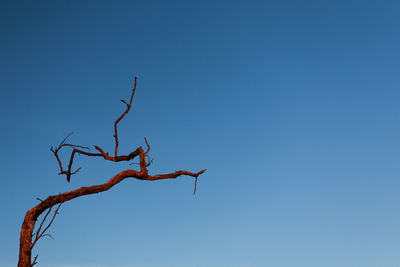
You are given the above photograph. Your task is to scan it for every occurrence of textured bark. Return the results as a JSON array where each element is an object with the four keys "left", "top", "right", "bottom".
[
  {"left": 19, "top": 211, "right": 35, "bottom": 267},
  {"left": 18, "top": 77, "right": 206, "bottom": 266}
]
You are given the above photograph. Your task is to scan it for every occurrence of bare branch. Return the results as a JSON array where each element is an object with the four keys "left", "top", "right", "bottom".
[
  {"left": 51, "top": 133, "right": 102, "bottom": 181},
  {"left": 193, "top": 177, "right": 198, "bottom": 195},
  {"left": 41, "top": 234, "right": 55, "bottom": 240},
  {"left": 143, "top": 169, "right": 207, "bottom": 181},
  {"left": 23, "top": 168, "right": 206, "bottom": 251},
  {"left": 146, "top": 156, "right": 154, "bottom": 167},
  {"left": 144, "top": 137, "right": 150, "bottom": 155},
  {"left": 19, "top": 76, "right": 206, "bottom": 266},
  {"left": 33, "top": 207, "right": 53, "bottom": 246},
  {"left": 114, "top": 76, "right": 137, "bottom": 157},
  {"left": 63, "top": 144, "right": 90, "bottom": 150},
  {"left": 32, "top": 255, "right": 38, "bottom": 266},
  {"left": 120, "top": 99, "right": 129, "bottom": 107},
  {"left": 27, "top": 169, "right": 206, "bottom": 223},
  {"left": 31, "top": 204, "right": 62, "bottom": 249},
  {"left": 58, "top": 132, "right": 74, "bottom": 150}
]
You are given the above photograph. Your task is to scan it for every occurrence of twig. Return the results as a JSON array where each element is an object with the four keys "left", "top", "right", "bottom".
[
  {"left": 31, "top": 204, "right": 62, "bottom": 249},
  {"left": 32, "top": 255, "right": 38, "bottom": 266},
  {"left": 193, "top": 177, "right": 198, "bottom": 195},
  {"left": 144, "top": 137, "right": 150, "bottom": 155},
  {"left": 114, "top": 76, "right": 137, "bottom": 157}
]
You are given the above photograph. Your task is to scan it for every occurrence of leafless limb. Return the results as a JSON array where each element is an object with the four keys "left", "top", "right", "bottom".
[
  {"left": 31, "top": 204, "right": 62, "bottom": 249},
  {"left": 114, "top": 76, "right": 137, "bottom": 157},
  {"left": 18, "top": 77, "right": 206, "bottom": 267},
  {"left": 193, "top": 177, "right": 198, "bottom": 195},
  {"left": 31, "top": 255, "right": 38, "bottom": 266}
]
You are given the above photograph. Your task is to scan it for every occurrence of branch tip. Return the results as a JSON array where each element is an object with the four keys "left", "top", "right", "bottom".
[
  {"left": 144, "top": 137, "right": 150, "bottom": 154},
  {"left": 193, "top": 177, "right": 198, "bottom": 195},
  {"left": 197, "top": 169, "right": 207, "bottom": 176}
]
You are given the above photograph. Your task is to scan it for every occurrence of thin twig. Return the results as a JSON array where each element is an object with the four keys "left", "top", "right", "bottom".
[
  {"left": 33, "top": 207, "right": 53, "bottom": 246},
  {"left": 32, "top": 255, "right": 38, "bottom": 266},
  {"left": 114, "top": 76, "right": 137, "bottom": 157},
  {"left": 63, "top": 144, "right": 90, "bottom": 150},
  {"left": 193, "top": 177, "right": 198, "bottom": 195},
  {"left": 144, "top": 137, "right": 150, "bottom": 155},
  {"left": 31, "top": 204, "right": 62, "bottom": 249}
]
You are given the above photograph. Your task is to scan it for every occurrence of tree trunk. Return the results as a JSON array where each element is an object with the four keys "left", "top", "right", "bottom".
[{"left": 18, "top": 210, "right": 35, "bottom": 267}]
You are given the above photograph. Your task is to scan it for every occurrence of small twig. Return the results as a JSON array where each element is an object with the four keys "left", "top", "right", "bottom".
[
  {"left": 146, "top": 156, "right": 154, "bottom": 167},
  {"left": 58, "top": 132, "right": 74, "bottom": 149},
  {"left": 31, "top": 204, "right": 62, "bottom": 249},
  {"left": 34, "top": 207, "right": 53, "bottom": 246},
  {"left": 32, "top": 254, "right": 38, "bottom": 266},
  {"left": 193, "top": 177, "right": 198, "bottom": 195},
  {"left": 120, "top": 99, "right": 129, "bottom": 107},
  {"left": 63, "top": 144, "right": 90, "bottom": 150},
  {"left": 144, "top": 137, "right": 150, "bottom": 155},
  {"left": 42, "top": 233, "right": 55, "bottom": 240},
  {"left": 70, "top": 167, "right": 82, "bottom": 175},
  {"left": 114, "top": 76, "right": 137, "bottom": 157}
]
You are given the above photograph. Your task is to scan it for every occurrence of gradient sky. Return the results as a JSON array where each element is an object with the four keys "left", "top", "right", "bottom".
[{"left": 1, "top": 1, "right": 400, "bottom": 266}]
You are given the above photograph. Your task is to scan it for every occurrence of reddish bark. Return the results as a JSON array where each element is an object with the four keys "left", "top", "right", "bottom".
[{"left": 18, "top": 77, "right": 206, "bottom": 266}]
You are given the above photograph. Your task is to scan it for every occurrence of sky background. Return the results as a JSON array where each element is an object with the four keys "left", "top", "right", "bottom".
[{"left": 1, "top": 0, "right": 400, "bottom": 266}]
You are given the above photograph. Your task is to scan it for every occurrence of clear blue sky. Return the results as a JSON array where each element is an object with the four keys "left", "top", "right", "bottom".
[{"left": 1, "top": 0, "right": 400, "bottom": 266}]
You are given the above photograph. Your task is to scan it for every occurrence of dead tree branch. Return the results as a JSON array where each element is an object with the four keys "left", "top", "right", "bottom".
[
  {"left": 18, "top": 77, "right": 206, "bottom": 267},
  {"left": 114, "top": 76, "right": 137, "bottom": 157},
  {"left": 31, "top": 255, "right": 38, "bottom": 266}
]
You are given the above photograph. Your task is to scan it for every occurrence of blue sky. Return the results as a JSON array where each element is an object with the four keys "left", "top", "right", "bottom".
[{"left": 1, "top": 0, "right": 400, "bottom": 266}]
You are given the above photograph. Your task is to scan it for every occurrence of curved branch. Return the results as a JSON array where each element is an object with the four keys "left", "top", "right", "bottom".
[
  {"left": 143, "top": 169, "right": 207, "bottom": 181},
  {"left": 52, "top": 140, "right": 142, "bottom": 182},
  {"left": 30, "top": 168, "right": 206, "bottom": 221},
  {"left": 19, "top": 167, "right": 206, "bottom": 266},
  {"left": 51, "top": 134, "right": 102, "bottom": 181}
]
